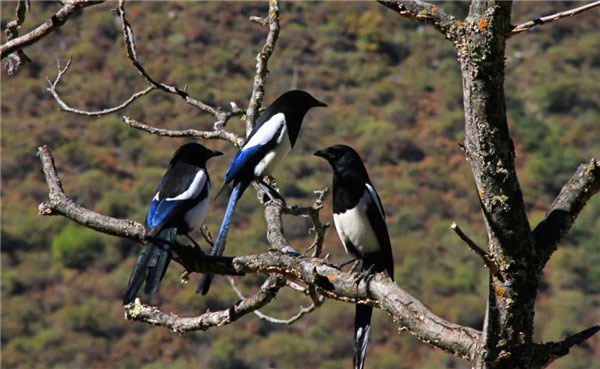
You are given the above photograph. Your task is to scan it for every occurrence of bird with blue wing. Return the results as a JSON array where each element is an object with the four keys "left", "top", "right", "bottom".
[
  {"left": 123, "top": 143, "right": 222, "bottom": 305},
  {"left": 197, "top": 90, "right": 327, "bottom": 295},
  {"left": 314, "top": 144, "right": 395, "bottom": 369}
]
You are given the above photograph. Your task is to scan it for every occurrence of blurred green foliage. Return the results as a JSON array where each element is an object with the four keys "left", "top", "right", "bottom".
[
  {"left": 1, "top": 1, "right": 598, "bottom": 369},
  {"left": 51, "top": 223, "right": 106, "bottom": 269}
]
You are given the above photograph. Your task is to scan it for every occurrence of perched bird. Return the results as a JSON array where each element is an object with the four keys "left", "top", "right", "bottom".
[
  {"left": 197, "top": 90, "right": 327, "bottom": 295},
  {"left": 123, "top": 143, "right": 222, "bottom": 305},
  {"left": 314, "top": 144, "right": 394, "bottom": 369}
]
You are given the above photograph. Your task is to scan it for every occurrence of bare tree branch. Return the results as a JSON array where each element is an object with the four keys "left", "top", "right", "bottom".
[
  {"left": 149, "top": 245, "right": 483, "bottom": 360},
  {"left": 41, "top": 0, "right": 247, "bottom": 137},
  {"left": 38, "top": 143, "right": 234, "bottom": 276},
  {"left": 4, "top": 0, "right": 29, "bottom": 40},
  {"left": 125, "top": 275, "right": 286, "bottom": 333},
  {"left": 510, "top": 1, "right": 600, "bottom": 36},
  {"left": 45, "top": 56, "right": 156, "bottom": 116},
  {"left": 3, "top": 0, "right": 31, "bottom": 74},
  {"left": 244, "top": 0, "right": 281, "bottom": 135},
  {"left": 223, "top": 250, "right": 481, "bottom": 361},
  {"left": 249, "top": 16, "right": 268, "bottom": 27},
  {"left": 533, "top": 159, "right": 600, "bottom": 266},
  {"left": 1, "top": 0, "right": 104, "bottom": 60},
  {"left": 228, "top": 276, "right": 323, "bottom": 325},
  {"left": 37, "top": 145, "right": 145, "bottom": 241},
  {"left": 226, "top": 186, "right": 329, "bottom": 324},
  {"left": 115, "top": 0, "right": 240, "bottom": 127},
  {"left": 450, "top": 222, "right": 503, "bottom": 282},
  {"left": 531, "top": 326, "right": 600, "bottom": 368},
  {"left": 4, "top": 52, "right": 31, "bottom": 75},
  {"left": 37, "top": 144, "right": 481, "bottom": 360},
  {"left": 283, "top": 188, "right": 330, "bottom": 257},
  {"left": 37, "top": 0, "right": 246, "bottom": 129},
  {"left": 378, "top": 0, "right": 460, "bottom": 41},
  {"left": 122, "top": 116, "right": 243, "bottom": 147},
  {"left": 200, "top": 225, "right": 215, "bottom": 247}
]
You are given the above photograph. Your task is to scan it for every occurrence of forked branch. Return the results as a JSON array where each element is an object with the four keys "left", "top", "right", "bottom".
[
  {"left": 115, "top": 0, "right": 231, "bottom": 121},
  {"left": 37, "top": 144, "right": 482, "bottom": 361},
  {"left": 228, "top": 276, "right": 324, "bottom": 325},
  {"left": 451, "top": 222, "right": 503, "bottom": 282},
  {"left": 122, "top": 116, "right": 243, "bottom": 146},
  {"left": 1, "top": 0, "right": 103, "bottom": 60},
  {"left": 3, "top": 0, "right": 29, "bottom": 41},
  {"left": 44, "top": 0, "right": 245, "bottom": 144},
  {"left": 378, "top": 0, "right": 460, "bottom": 41},
  {"left": 37, "top": 145, "right": 145, "bottom": 241},
  {"left": 3, "top": 0, "right": 31, "bottom": 74},
  {"left": 46, "top": 56, "right": 155, "bottom": 117},
  {"left": 125, "top": 275, "right": 286, "bottom": 333},
  {"left": 284, "top": 187, "right": 330, "bottom": 257},
  {"left": 244, "top": 0, "right": 281, "bottom": 134}
]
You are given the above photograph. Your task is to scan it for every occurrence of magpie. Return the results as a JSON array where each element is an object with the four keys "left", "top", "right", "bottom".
[
  {"left": 314, "top": 144, "right": 394, "bottom": 369},
  {"left": 197, "top": 90, "right": 327, "bottom": 295},
  {"left": 123, "top": 143, "right": 222, "bottom": 305}
]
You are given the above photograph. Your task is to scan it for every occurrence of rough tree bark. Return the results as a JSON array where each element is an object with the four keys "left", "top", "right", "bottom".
[
  {"left": 455, "top": 2, "right": 537, "bottom": 366},
  {"left": 381, "top": 1, "right": 600, "bottom": 368},
  {"left": 3, "top": 0, "right": 598, "bottom": 368},
  {"left": 1, "top": 0, "right": 104, "bottom": 62}
]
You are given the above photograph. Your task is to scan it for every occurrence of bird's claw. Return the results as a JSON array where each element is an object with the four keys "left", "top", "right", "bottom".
[{"left": 352, "top": 265, "right": 376, "bottom": 287}]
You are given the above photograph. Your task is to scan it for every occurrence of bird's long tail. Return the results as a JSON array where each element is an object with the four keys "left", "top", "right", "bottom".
[
  {"left": 196, "top": 182, "right": 243, "bottom": 294},
  {"left": 354, "top": 304, "right": 373, "bottom": 369},
  {"left": 123, "top": 228, "right": 176, "bottom": 304}
]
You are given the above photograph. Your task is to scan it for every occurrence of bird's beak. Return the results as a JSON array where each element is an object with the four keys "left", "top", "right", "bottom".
[
  {"left": 211, "top": 150, "right": 223, "bottom": 158},
  {"left": 315, "top": 100, "right": 328, "bottom": 108},
  {"left": 313, "top": 149, "right": 328, "bottom": 159}
]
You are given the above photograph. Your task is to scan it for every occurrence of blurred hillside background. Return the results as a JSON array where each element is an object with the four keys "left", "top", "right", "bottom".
[{"left": 1, "top": 1, "right": 599, "bottom": 368}]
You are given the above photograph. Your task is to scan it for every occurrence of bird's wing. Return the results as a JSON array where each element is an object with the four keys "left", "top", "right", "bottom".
[
  {"left": 146, "top": 168, "right": 208, "bottom": 232},
  {"left": 225, "top": 113, "right": 286, "bottom": 183},
  {"left": 364, "top": 183, "right": 394, "bottom": 278},
  {"left": 365, "top": 183, "right": 385, "bottom": 219}
]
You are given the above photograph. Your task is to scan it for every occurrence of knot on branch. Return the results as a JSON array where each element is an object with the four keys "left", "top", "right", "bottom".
[{"left": 38, "top": 202, "right": 56, "bottom": 216}]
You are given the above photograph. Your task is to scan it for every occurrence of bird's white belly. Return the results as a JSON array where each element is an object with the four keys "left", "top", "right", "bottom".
[
  {"left": 333, "top": 203, "right": 380, "bottom": 256},
  {"left": 254, "top": 129, "right": 291, "bottom": 177},
  {"left": 183, "top": 196, "right": 209, "bottom": 232}
]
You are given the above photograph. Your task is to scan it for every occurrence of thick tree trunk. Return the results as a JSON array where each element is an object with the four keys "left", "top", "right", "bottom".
[
  {"left": 457, "top": 1, "right": 538, "bottom": 367},
  {"left": 381, "top": 1, "right": 600, "bottom": 367}
]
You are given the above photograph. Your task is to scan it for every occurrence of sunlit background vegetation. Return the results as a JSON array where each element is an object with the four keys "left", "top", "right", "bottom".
[{"left": 1, "top": 1, "right": 599, "bottom": 368}]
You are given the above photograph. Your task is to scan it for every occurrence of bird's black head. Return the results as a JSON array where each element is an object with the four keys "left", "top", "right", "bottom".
[
  {"left": 171, "top": 142, "right": 222, "bottom": 167},
  {"left": 274, "top": 90, "right": 327, "bottom": 111},
  {"left": 265, "top": 90, "right": 326, "bottom": 146},
  {"left": 268, "top": 90, "right": 327, "bottom": 121},
  {"left": 313, "top": 144, "right": 369, "bottom": 180}
]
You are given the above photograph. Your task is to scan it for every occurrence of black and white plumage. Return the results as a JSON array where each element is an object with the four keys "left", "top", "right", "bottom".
[
  {"left": 314, "top": 144, "right": 394, "bottom": 369},
  {"left": 123, "top": 143, "right": 222, "bottom": 305},
  {"left": 197, "top": 90, "right": 327, "bottom": 295}
]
